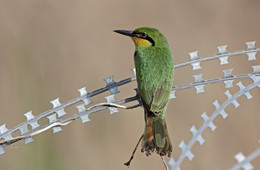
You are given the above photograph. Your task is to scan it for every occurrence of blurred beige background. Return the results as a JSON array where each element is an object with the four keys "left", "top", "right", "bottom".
[{"left": 0, "top": 0, "right": 260, "bottom": 170}]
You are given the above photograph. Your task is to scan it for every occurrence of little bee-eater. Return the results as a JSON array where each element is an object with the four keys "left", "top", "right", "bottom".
[{"left": 114, "top": 27, "right": 174, "bottom": 157}]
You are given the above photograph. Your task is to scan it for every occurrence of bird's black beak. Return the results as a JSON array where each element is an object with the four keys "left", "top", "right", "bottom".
[{"left": 113, "top": 30, "right": 134, "bottom": 37}]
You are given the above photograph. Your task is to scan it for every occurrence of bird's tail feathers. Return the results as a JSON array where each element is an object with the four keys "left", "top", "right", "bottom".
[{"left": 141, "top": 110, "right": 172, "bottom": 157}]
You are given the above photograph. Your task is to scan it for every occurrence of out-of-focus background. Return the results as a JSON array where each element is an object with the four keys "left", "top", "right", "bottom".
[{"left": 0, "top": 1, "right": 259, "bottom": 170}]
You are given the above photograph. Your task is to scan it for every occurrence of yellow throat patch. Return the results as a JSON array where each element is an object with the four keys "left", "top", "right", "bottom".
[{"left": 131, "top": 37, "right": 152, "bottom": 47}]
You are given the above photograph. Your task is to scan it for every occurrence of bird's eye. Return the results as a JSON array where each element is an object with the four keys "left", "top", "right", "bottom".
[{"left": 141, "top": 32, "right": 147, "bottom": 37}]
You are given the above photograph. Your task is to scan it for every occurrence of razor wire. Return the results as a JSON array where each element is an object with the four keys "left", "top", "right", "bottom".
[
  {"left": 168, "top": 78, "right": 260, "bottom": 170},
  {"left": 0, "top": 41, "right": 259, "bottom": 169},
  {"left": 229, "top": 139, "right": 260, "bottom": 170}
]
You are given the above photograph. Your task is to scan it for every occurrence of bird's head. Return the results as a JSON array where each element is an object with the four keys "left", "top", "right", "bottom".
[{"left": 114, "top": 27, "right": 169, "bottom": 49}]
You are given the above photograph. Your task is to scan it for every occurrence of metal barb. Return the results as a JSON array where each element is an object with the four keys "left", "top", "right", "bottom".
[
  {"left": 193, "top": 74, "right": 205, "bottom": 93},
  {"left": 213, "top": 100, "right": 228, "bottom": 119},
  {"left": 179, "top": 141, "right": 194, "bottom": 161},
  {"left": 189, "top": 51, "right": 201, "bottom": 70},
  {"left": 104, "top": 76, "right": 120, "bottom": 95},
  {"left": 24, "top": 111, "right": 40, "bottom": 130},
  {"left": 0, "top": 124, "right": 8, "bottom": 135},
  {"left": 78, "top": 87, "right": 93, "bottom": 105},
  {"left": 47, "top": 114, "right": 62, "bottom": 133},
  {"left": 105, "top": 95, "right": 119, "bottom": 114},
  {"left": 246, "top": 41, "right": 256, "bottom": 50},
  {"left": 236, "top": 82, "right": 253, "bottom": 100},
  {"left": 225, "top": 91, "right": 240, "bottom": 108},
  {"left": 168, "top": 158, "right": 180, "bottom": 170},
  {"left": 50, "top": 98, "right": 66, "bottom": 117},
  {"left": 231, "top": 152, "right": 254, "bottom": 170},
  {"left": 76, "top": 104, "right": 91, "bottom": 123},
  {"left": 190, "top": 125, "right": 205, "bottom": 145},
  {"left": 217, "top": 45, "right": 229, "bottom": 65},
  {"left": 201, "top": 112, "right": 217, "bottom": 131}
]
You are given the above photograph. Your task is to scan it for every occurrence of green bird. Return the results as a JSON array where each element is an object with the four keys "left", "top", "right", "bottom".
[{"left": 114, "top": 27, "right": 174, "bottom": 157}]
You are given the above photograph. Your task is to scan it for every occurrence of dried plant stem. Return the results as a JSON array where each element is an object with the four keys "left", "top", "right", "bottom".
[
  {"left": 161, "top": 156, "right": 169, "bottom": 170},
  {"left": 124, "top": 134, "right": 144, "bottom": 167},
  {"left": 87, "top": 102, "right": 140, "bottom": 111}
]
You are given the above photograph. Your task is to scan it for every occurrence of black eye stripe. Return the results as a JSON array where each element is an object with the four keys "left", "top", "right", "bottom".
[
  {"left": 133, "top": 32, "right": 155, "bottom": 46},
  {"left": 133, "top": 32, "right": 146, "bottom": 38},
  {"left": 145, "top": 36, "right": 155, "bottom": 46}
]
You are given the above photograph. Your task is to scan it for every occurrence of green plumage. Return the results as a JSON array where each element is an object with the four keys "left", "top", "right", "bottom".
[
  {"left": 114, "top": 27, "right": 174, "bottom": 157},
  {"left": 134, "top": 36, "right": 174, "bottom": 114}
]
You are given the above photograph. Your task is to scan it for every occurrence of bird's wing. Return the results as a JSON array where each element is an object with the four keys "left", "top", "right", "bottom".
[
  {"left": 138, "top": 67, "right": 173, "bottom": 115},
  {"left": 149, "top": 82, "right": 172, "bottom": 113},
  {"left": 139, "top": 80, "right": 171, "bottom": 115}
]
